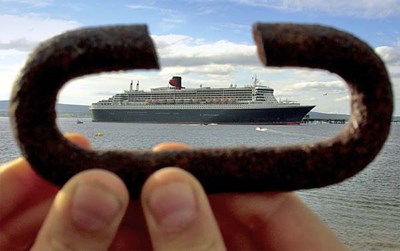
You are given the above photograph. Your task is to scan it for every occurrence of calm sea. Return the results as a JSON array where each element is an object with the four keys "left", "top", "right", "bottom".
[{"left": 1, "top": 117, "right": 399, "bottom": 250}]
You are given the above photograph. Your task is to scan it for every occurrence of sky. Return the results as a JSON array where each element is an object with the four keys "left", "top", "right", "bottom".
[{"left": 1, "top": 0, "right": 399, "bottom": 115}]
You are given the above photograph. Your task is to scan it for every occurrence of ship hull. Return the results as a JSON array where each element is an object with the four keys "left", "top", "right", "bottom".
[{"left": 90, "top": 106, "right": 315, "bottom": 125}]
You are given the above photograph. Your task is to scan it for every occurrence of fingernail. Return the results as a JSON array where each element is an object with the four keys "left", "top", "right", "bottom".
[
  {"left": 148, "top": 182, "right": 198, "bottom": 232},
  {"left": 71, "top": 182, "right": 122, "bottom": 232}
]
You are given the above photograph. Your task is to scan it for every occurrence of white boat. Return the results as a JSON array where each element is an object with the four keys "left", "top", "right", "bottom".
[{"left": 256, "top": 127, "right": 268, "bottom": 131}]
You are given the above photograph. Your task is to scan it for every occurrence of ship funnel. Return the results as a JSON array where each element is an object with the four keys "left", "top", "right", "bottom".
[{"left": 169, "top": 76, "right": 182, "bottom": 89}]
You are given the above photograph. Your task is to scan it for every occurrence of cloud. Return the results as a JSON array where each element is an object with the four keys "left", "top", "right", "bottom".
[
  {"left": 0, "top": 14, "right": 80, "bottom": 47},
  {"left": 127, "top": 4, "right": 176, "bottom": 14},
  {"left": 233, "top": 0, "right": 400, "bottom": 18},
  {"left": 375, "top": 46, "right": 400, "bottom": 64},
  {"left": 0, "top": 38, "right": 38, "bottom": 51},
  {"left": 0, "top": 0, "right": 53, "bottom": 7},
  {"left": 286, "top": 80, "right": 346, "bottom": 92},
  {"left": 127, "top": 4, "right": 159, "bottom": 10},
  {"left": 161, "top": 64, "right": 236, "bottom": 76},
  {"left": 127, "top": 4, "right": 186, "bottom": 31},
  {"left": 152, "top": 34, "right": 259, "bottom": 68},
  {"left": 159, "top": 16, "right": 186, "bottom": 32},
  {"left": 94, "top": 91, "right": 118, "bottom": 96},
  {"left": 211, "top": 22, "right": 250, "bottom": 33},
  {"left": 335, "top": 95, "right": 350, "bottom": 102},
  {"left": 389, "top": 70, "right": 400, "bottom": 79},
  {"left": 0, "top": 14, "right": 80, "bottom": 101}
]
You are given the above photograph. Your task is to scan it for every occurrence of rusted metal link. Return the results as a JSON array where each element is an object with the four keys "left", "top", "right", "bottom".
[{"left": 10, "top": 23, "right": 393, "bottom": 199}]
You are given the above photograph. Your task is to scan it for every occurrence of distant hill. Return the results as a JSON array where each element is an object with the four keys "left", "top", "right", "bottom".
[
  {"left": 55, "top": 103, "right": 90, "bottom": 115},
  {"left": 0, "top": 100, "right": 8, "bottom": 110},
  {"left": 308, "top": 111, "right": 349, "bottom": 120},
  {"left": 0, "top": 100, "right": 90, "bottom": 117}
]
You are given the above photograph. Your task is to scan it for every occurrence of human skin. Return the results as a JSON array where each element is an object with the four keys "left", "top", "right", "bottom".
[{"left": 0, "top": 133, "right": 347, "bottom": 250}]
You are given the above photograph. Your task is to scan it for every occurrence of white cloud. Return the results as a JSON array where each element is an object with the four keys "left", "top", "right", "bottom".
[
  {"left": 234, "top": 0, "right": 400, "bottom": 18},
  {"left": 0, "top": 14, "right": 80, "bottom": 101},
  {"left": 0, "top": 38, "right": 38, "bottom": 52},
  {"left": 374, "top": 47, "right": 400, "bottom": 116},
  {"left": 161, "top": 64, "right": 236, "bottom": 76},
  {"left": 335, "top": 95, "right": 350, "bottom": 102},
  {"left": 0, "top": 58, "right": 24, "bottom": 100},
  {"left": 0, "top": 49, "right": 26, "bottom": 57},
  {"left": 283, "top": 80, "right": 346, "bottom": 93},
  {"left": 0, "top": 14, "right": 80, "bottom": 47},
  {"left": 210, "top": 22, "right": 250, "bottom": 34},
  {"left": 152, "top": 34, "right": 258, "bottom": 69},
  {"left": 375, "top": 46, "right": 400, "bottom": 64},
  {"left": 127, "top": 4, "right": 186, "bottom": 32},
  {"left": 127, "top": 4, "right": 159, "bottom": 10},
  {"left": 127, "top": 4, "right": 176, "bottom": 14},
  {"left": 0, "top": 0, "right": 53, "bottom": 7}
]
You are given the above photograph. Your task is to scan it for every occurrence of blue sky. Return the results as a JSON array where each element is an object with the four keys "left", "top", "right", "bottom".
[{"left": 1, "top": 0, "right": 399, "bottom": 115}]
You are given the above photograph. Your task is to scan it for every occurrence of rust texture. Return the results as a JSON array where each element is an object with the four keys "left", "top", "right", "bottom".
[{"left": 10, "top": 23, "right": 393, "bottom": 199}]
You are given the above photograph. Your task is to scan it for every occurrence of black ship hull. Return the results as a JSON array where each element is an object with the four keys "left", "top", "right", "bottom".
[{"left": 91, "top": 106, "right": 315, "bottom": 125}]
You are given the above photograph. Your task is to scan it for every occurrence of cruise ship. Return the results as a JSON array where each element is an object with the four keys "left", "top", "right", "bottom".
[{"left": 90, "top": 76, "right": 315, "bottom": 124}]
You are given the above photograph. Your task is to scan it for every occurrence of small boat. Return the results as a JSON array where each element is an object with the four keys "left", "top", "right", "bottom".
[
  {"left": 95, "top": 132, "right": 104, "bottom": 136},
  {"left": 255, "top": 127, "right": 268, "bottom": 132},
  {"left": 76, "top": 119, "right": 83, "bottom": 124}
]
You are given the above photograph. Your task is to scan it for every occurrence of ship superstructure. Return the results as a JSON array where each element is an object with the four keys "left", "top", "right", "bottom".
[{"left": 90, "top": 76, "right": 314, "bottom": 124}]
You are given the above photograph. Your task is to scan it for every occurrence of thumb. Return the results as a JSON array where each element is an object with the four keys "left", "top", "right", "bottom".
[{"left": 141, "top": 167, "right": 226, "bottom": 251}]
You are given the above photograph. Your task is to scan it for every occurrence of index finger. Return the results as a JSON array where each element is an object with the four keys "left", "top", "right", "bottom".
[
  {"left": 0, "top": 133, "right": 91, "bottom": 221},
  {"left": 152, "top": 142, "right": 191, "bottom": 152},
  {"left": 210, "top": 192, "right": 348, "bottom": 250}
]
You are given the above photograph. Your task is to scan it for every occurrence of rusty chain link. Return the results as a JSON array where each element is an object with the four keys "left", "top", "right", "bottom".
[{"left": 10, "top": 23, "right": 393, "bottom": 199}]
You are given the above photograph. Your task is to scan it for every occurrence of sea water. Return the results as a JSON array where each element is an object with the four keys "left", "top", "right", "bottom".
[{"left": 1, "top": 117, "right": 399, "bottom": 250}]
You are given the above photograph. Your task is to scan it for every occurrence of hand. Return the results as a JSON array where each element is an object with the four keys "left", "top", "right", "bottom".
[{"left": 1, "top": 134, "right": 347, "bottom": 250}]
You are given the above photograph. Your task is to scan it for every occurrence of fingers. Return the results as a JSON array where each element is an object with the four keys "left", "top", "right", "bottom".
[
  {"left": 0, "top": 158, "right": 39, "bottom": 223},
  {"left": 141, "top": 167, "right": 226, "bottom": 251},
  {"left": 64, "top": 132, "right": 91, "bottom": 149},
  {"left": 152, "top": 142, "right": 191, "bottom": 152},
  {"left": 210, "top": 192, "right": 347, "bottom": 250},
  {"left": 0, "top": 133, "right": 91, "bottom": 223},
  {"left": 0, "top": 133, "right": 93, "bottom": 249},
  {"left": 265, "top": 193, "right": 347, "bottom": 250},
  {"left": 31, "top": 169, "right": 129, "bottom": 251},
  {"left": 145, "top": 142, "right": 225, "bottom": 251}
]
